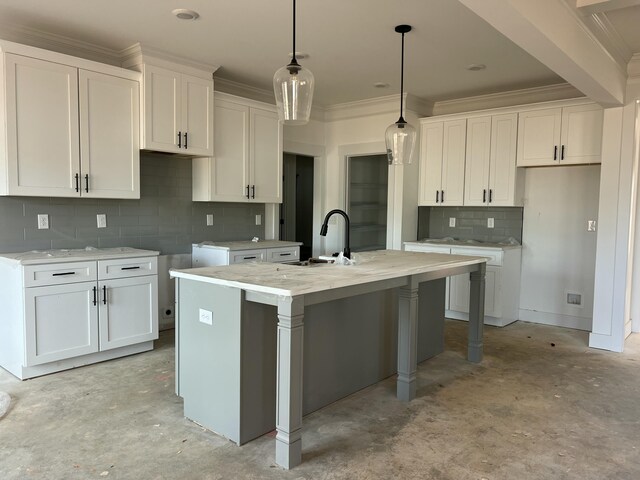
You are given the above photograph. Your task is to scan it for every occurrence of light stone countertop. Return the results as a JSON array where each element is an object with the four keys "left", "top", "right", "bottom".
[
  {"left": 404, "top": 239, "right": 522, "bottom": 250},
  {"left": 170, "top": 249, "right": 486, "bottom": 298},
  {"left": 0, "top": 247, "right": 160, "bottom": 265},
  {"left": 193, "top": 240, "right": 303, "bottom": 251}
]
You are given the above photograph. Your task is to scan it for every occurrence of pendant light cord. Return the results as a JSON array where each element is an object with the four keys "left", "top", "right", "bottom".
[
  {"left": 399, "top": 31, "right": 405, "bottom": 122},
  {"left": 292, "top": 0, "right": 297, "bottom": 64}
]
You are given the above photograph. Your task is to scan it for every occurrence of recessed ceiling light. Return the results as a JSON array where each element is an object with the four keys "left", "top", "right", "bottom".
[
  {"left": 288, "top": 51, "right": 310, "bottom": 60},
  {"left": 172, "top": 9, "right": 200, "bottom": 20},
  {"left": 373, "top": 82, "right": 390, "bottom": 89},
  {"left": 466, "top": 63, "right": 486, "bottom": 71}
]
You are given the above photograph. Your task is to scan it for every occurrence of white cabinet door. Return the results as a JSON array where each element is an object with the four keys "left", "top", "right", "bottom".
[
  {"left": 142, "top": 65, "right": 181, "bottom": 153},
  {"left": 560, "top": 104, "right": 603, "bottom": 165},
  {"left": 441, "top": 119, "right": 466, "bottom": 206},
  {"left": 99, "top": 276, "right": 158, "bottom": 351},
  {"left": 488, "top": 113, "right": 518, "bottom": 206},
  {"left": 79, "top": 70, "right": 140, "bottom": 199},
  {"left": 419, "top": 122, "right": 444, "bottom": 206},
  {"left": 464, "top": 116, "right": 491, "bottom": 206},
  {"left": 181, "top": 73, "right": 213, "bottom": 156},
  {"left": 208, "top": 100, "right": 250, "bottom": 201},
  {"left": 4, "top": 54, "right": 80, "bottom": 197},
  {"left": 250, "top": 107, "right": 282, "bottom": 203},
  {"left": 448, "top": 266, "right": 500, "bottom": 318},
  {"left": 516, "top": 108, "right": 561, "bottom": 167},
  {"left": 24, "top": 282, "right": 99, "bottom": 366}
]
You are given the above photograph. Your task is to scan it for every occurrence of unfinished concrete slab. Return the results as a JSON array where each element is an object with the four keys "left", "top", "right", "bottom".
[{"left": 0, "top": 320, "right": 638, "bottom": 479}]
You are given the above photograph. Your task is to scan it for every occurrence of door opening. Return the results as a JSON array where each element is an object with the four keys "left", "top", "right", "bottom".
[{"left": 281, "top": 153, "right": 314, "bottom": 260}]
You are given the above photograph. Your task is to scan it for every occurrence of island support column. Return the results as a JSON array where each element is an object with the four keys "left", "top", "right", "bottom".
[
  {"left": 468, "top": 264, "right": 486, "bottom": 363},
  {"left": 275, "top": 297, "right": 305, "bottom": 469},
  {"left": 397, "top": 278, "right": 419, "bottom": 402}
]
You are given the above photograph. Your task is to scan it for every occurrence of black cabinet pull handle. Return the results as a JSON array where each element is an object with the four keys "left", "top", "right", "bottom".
[
  {"left": 75, "top": 173, "right": 79, "bottom": 192},
  {"left": 251, "top": 185, "right": 255, "bottom": 199},
  {"left": 184, "top": 132, "right": 188, "bottom": 149},
  {"left": 177, "top": 131, "right": 182, "bottom": 148},
  {"left": 279, "top": 253, "right": 292, "bottom": 256},
  {"left": 436, "top": 190, "right": 439, "bottom": 203},
  {"left": 553, "top": 145, "right": 558, "bottom": 160},
  {"left": 93, "top": 286, "right": 97, "bottom": 306},
  {"left": 243, "top": 256, "right": 257, "bottom": 260},
  {"left": 483, "top": 189, "right": 487, "bottom": 203},
  {"left": 561, "top": 144, "right": 565, "bottom": 160},
  {"left": 441, "top": 190, "right": 445, "bottom": 203},
  {"left": 85, "top": 174, "right": 89, "bottom": 193},
  {"left": 246, "top": 185, "right": 250, "bottom": 199},
  {"left": 52, "top": 272, "right": 75, "bottom": 276},
  {"left": 103, "top": 285, "right": 107, "bottom": 305},
  {"left": 489, "top": 189, "right": 493, "bottom": 203},
  {"left": 121, "top": 266, "right": 141, "bottom": 270}
]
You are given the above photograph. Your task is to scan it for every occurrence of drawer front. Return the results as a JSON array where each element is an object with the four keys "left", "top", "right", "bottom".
[
  {"left": 24, "top": 261, "right": 97, "bottom": 288},
  {"left": 229, "top": 249, "right": 265, "bottom": 264},
  {"left": 98, "top": 257, "right": 158, "bottom": 280},
  {"left": 451, "top": 247, "right": 503, "bottom": 266},
  {"left": 267, "top": 246, "right": 300, "bottom": 263},
  {"left": 404, "top": 244, "right": 452, "bottom": 254}
]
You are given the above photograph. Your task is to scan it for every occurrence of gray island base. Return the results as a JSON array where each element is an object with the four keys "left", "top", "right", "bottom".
[{"left": 170, "top": 250, "right": 486, "bottom": 469}]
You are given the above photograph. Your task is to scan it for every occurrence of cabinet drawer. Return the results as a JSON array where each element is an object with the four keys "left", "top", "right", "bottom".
[
  {"left": 24, "top": 261, "right": 97, "bottom": 288},
  {"left": 229, "top": 249, "right": 265, "bottom": 264},
  {"left": 98, "top": 257, "right": 158, "bottom": 280},
  {"left": 451, "top": 247, "right": 503, "bottom": 266},
  {"left": 267, "top": 246, "right": 300, "bottom": 263}
]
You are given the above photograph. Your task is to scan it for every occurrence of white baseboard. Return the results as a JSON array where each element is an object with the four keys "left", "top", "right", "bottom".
[{"left": 518, "top": 309, "right": 591, "bottom": 331}]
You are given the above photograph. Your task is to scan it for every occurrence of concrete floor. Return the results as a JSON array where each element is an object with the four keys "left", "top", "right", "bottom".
[{"left": 1, "top": 320, "right": 639, "bottom": 480}]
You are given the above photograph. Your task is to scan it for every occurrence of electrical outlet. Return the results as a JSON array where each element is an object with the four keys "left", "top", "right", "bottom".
[
  {"left": 199, "top": 308, "right": 213, "bottom": 326},
  {"left": 206, "top": 214, "right": 214, "bottom": 226},
  {"left": 255, "top": 214, "right": 262, "bottom": 226},
  {"left": 97, "top": 214, "right": 107, "bottom": 228},
  {"left": 587, "top": 220, "right": 597, "bottom": 232},
  {"left": 449, "top": 217, "right": 456, "bottom": 228},
  {"left": 37, "top": 214, "right": 49, "bottom": 230},
  {"left": 487, "top": 218, "right": 495, "bottom": 229}
]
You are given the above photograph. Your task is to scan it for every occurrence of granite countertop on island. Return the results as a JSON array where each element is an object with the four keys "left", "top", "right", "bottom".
[{"left": 171, "top": 249, "right": 486, "bottom": 298}]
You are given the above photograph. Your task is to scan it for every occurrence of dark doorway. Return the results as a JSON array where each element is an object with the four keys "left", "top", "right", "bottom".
[{"left": 280, "top": 153, "right": 314, "bottom": 260}]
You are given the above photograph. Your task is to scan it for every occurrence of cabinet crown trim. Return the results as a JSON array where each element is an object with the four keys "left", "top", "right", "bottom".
[
  {"left": 215, "top": 91, "right": 277, "bottom": 113},
  {"left": 121, "top": 43, "right": 218, "bottom": 79}
]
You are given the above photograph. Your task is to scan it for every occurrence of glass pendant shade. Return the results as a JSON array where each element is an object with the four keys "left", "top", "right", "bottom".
[
  {"left": 385, "top": 118, "right": 416, "bottom": 165},
  {"left": 273, "top": 63, "right": 314, "bottom": 125}
]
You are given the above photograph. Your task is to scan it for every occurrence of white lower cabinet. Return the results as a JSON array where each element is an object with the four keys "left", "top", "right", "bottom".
[
  {"left": 403, "top": 242, "right": 521, "bottom": 327},
  {"left": 0, "top": 250, "right": 159, "bottom": 380}
]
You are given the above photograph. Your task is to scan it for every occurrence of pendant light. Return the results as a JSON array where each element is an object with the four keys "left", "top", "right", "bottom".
[
  {"left": 385, "top": 25, "right": 416, "bottom": 165},
  {"left": 273, "top": 0, "right": 314, "bottom": 125}
]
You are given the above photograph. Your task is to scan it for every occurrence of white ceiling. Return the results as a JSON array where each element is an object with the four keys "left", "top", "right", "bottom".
[{"left": 0, "top": 0, "right": 573, "bottom": 106}]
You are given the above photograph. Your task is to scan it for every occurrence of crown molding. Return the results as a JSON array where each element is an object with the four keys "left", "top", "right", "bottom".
[
  {"left": 0, "top": 22, "right": 122, "bottom": 65},
  {"left": 323, "top": 93, "right": 433, "bottom": 122},
  {"left": 214, "top": 77, "right": 275, "bottom": 105},
  {"left": 584, "top": 12, "right": 633, "bottom": 67},
  {"left": 120, "top": 43, "right": 219, "bottom": 78},
  {"left": 431, "top": 83, "right": 585, "bottom": 116},
  {"left": 628, "top": 53, "right": 640, "bottom": 79}
]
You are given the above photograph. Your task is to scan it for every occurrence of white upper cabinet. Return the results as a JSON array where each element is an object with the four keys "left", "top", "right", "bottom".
[
  {"left": 0, "top": 44, "right": 141, "bottom": 199},
  {"left": 464, "top": 113, "right": 522, "bottom": 207},
  {"left": 141, "top": 65, "right": 213, "bottom": 156},
  {"left": 419, "top": 119, "right": 466, "bottom": 206},
  {"left": 193, "top": 93, "right": 282, "bottom": 203},
  {"left": 517, "top": 103, "right": 603, "bottom": 167},
  {"left": 79, "top": 70, "right": 140, "bottom": 199}
]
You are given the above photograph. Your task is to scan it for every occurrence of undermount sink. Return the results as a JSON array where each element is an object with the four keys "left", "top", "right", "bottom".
[{"left": 288, "top": 258, "right": 334, "bottom": 267}]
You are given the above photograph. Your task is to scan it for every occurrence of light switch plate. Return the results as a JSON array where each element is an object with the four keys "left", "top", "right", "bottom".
[
  {"left": 37, "top": 214, "right": 49, "bottom": 230},
  {"left": 97, "top": 214, "right": 107, "bottom": 228},
  {"left": 255, "top": 214, "right": 262, "bottom": 226},
  {"left": 449, "top": 217, "right": 456, "bottom": 227},
  {"left": 487, "top": 218, "right": 495, "bottom": 229},
  {"left": 206, "top": 214, "right": 214, "bottom": 226},
  {"left": 199, "top": 308, "right": 213, "bottom": 326},
  {"left": 587, "top": 220, "right": 597, "bottom": 232}
]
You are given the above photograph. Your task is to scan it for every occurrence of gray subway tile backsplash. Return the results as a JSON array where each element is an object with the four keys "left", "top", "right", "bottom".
[
  {"left": 418, "top": 206, "right": 523, "bottom": 244},
  {"left": 0, "top": 153, "right": 265, "bottom": 255}
]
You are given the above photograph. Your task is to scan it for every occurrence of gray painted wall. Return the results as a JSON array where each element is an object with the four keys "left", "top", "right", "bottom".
[
  {"left": 418, "top": 206, "right": 523, "bottom": 243},
  {"left": 0, "top": 153, "right": 266, "bottom": 255}
]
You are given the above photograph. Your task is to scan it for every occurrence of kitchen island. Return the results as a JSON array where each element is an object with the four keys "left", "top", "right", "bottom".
[{"left": 170, "top": 249, "right": 486, "bottom": 469}]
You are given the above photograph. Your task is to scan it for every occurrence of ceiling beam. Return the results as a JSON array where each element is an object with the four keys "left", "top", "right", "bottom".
[
  {"left": 458, "top": 0, "right": 626, "bottom": 106},
  {"left": 576, "top": 0, "right": 640, "bottom": 14}
]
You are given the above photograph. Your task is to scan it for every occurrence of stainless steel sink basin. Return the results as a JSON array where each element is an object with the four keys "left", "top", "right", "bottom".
[{"left": 287, "top": 258, "right": 334, "bottom": 266}]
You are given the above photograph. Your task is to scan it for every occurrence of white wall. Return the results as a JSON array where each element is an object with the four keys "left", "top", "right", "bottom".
[{"left": 519, "top": 166, "right": 600, "bottom": 330}]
